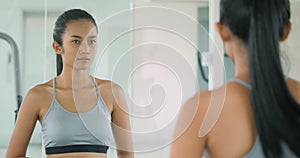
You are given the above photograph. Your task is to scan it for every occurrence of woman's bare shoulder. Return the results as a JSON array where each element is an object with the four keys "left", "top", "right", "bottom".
[
  {"left": 287, "top": 77, "right": 300, "bottom": 86},
  {"left": 181, "top": 90, "right": 212, "bottom": 124},
  {"left": 27, "top": 80, "right": 52, "bottom": 95},
  {"left": 23, "top": 80, "right": 53, "bottom": 107},
  {"left": 287, "top": 77, "right": 300, "bottom": 103},
  {"left": 94, "top": 78, "right": 123, "bottom": 91}
]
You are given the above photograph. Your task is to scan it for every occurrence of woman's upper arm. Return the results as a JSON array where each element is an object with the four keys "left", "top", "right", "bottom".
[
  {"left": 6, "top": 88, "right": 41, "bottom": 158},
  {"left": 110, "top": 83, "right": 134, "bottom": 158},
  {"left": 170, "top": 92, "right": 210, "bottom": 158}
]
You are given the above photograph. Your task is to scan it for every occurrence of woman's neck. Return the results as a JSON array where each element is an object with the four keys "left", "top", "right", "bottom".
[
  {"left": 231, "top": 42, "right": 251, "bottom": 84},
  {"left": 56, "top": 68, "right": 93, "bottom": 89}
]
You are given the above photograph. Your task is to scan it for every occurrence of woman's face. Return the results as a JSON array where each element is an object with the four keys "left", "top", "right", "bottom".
[{"left": 60, "top": 19, "right": 98, "bottom": 71}]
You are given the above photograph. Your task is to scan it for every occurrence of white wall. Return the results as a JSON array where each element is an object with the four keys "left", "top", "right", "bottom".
[
  {"left": 131, "top": 0, "right": 208, "bottom": 157},
  {"left": 0, "top": 1, "right": 24, "bottom": 149},
  {"left": 282, "top": 0, "right": 300, "bottom": 80}
]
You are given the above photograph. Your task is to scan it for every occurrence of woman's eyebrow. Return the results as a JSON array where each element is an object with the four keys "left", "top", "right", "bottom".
[
  {"left": 70, "top": 35, "right": 82, "bottom": 39},
  {"left": 70, "top": 35, "right": 97, "bottom": 39},
  {"left": 88, "top": 36, "right": 97, "bottom": 39}
]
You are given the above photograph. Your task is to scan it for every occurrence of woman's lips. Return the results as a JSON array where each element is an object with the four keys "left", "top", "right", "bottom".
[{"left": 77, "top": 58, "right": 90, "bottom": 61}]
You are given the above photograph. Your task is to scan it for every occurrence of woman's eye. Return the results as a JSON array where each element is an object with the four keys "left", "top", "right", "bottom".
[
  {"left": 72, "top": 40, "right": 81, "bottom": 44},
  {"left": 88, "top": 40, "right": 96, "bottom": 45}
]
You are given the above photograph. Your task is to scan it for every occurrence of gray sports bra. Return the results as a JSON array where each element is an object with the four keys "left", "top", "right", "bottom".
[
  {"left": 41, "top": 77, "right": 114, "bottom": 155},
  {"left": 231, "top": 78, "right": 297, "bottom": 158}
]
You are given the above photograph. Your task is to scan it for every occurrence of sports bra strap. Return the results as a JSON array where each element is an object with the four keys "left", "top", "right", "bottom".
[
  {"left": 231, "top": 78, "right": 252, "bottom": 90},
  {"left": 52, "top": 78, "right": 56, "bottom": 98},
  {"left": 92, "top": 77, "right": 102, "bottom": 97}
]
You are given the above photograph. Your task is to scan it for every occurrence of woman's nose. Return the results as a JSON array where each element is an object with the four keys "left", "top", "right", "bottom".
[{"left": 79, "top": 41, "right": 91, "bottom": 53}]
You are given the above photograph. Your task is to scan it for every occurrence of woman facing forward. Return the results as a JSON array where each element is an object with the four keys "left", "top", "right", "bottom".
[{"left": 6, "top": 9, "right": 134, "bottom": 158}]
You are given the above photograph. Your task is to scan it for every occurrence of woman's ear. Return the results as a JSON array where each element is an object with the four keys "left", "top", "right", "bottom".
[
  {"left": 280, "top": 21, "right": 292, "bottom": 42},
  {"left": 52, "top": 41, "right": 63, "bottom": 54},
  {"left": 216, "top": 22, "right": 232, "bottom": 42}
]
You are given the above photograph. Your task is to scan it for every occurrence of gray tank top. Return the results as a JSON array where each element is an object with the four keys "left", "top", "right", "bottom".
[
  {"left": 41, "top": 77, "right": 115, "bottom": 150},
  {"left": 231, "top": 78, "right": 297, "bottom": 158}
]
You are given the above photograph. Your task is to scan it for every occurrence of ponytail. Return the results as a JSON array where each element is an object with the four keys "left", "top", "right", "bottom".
[
  {"left": 248, "top": 0, "right": 300, "bottom": 157},
  {"left": 56, "top": 54, "right": 63, "bottom": 76}
]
